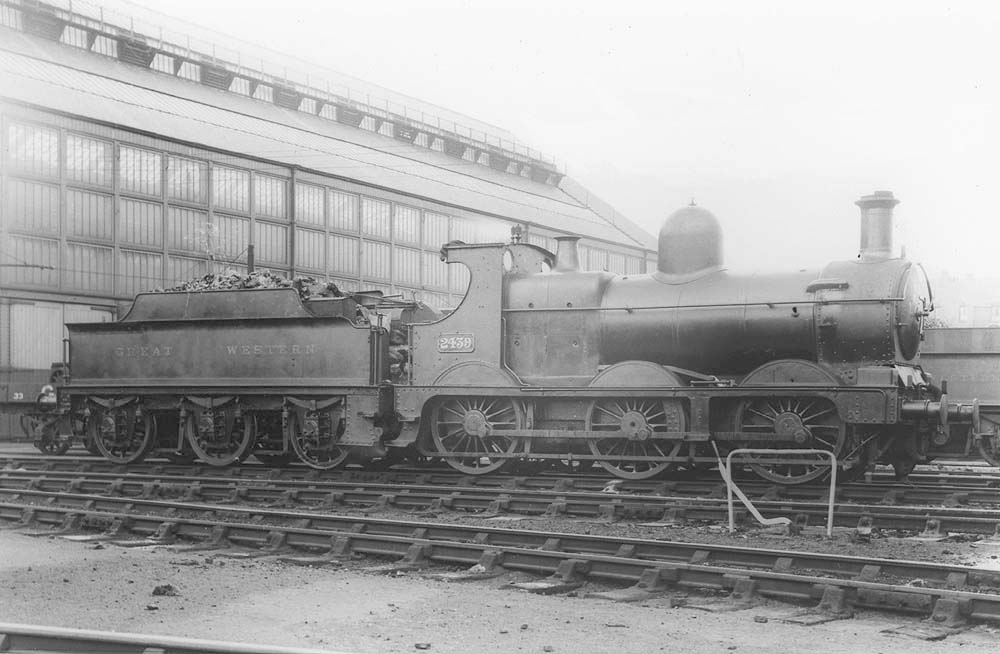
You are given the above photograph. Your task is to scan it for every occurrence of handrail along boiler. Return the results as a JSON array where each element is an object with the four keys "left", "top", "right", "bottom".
[{"left": 52, "top": 191, "right": 981, "bottom": 483}]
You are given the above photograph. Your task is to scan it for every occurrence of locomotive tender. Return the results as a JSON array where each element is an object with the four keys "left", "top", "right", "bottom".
[{"left": 58, "top": 191, "right": 980, "bottom": 483}]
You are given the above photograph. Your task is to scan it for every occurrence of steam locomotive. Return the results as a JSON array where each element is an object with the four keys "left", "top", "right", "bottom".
[{"left": 45, "top": 191, "right": 983, "bottom": 483}]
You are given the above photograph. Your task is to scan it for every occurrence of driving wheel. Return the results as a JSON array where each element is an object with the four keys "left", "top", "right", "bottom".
[{"left": 430, "top": 396, "right": 524, "bottom": 474}]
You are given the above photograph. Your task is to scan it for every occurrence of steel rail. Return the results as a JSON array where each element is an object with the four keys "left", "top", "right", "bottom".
[
  {"left": 3, "top": 455, "right": 1000, "bottom": 496},
  {"left": 0, "top": 463, "right": 993, "bottom": 506},
  {"left": 10, "top": 465, "right": 1000, "bottom": 506},
  {"left": 3, "top": 489, "right": 1000, "bottom": 624},
  {"left": 0, "top": 622, "right": 348, "bottom": 654},
  {"left": 2, "top": 450, "right": 997, "bottom": 473},
  {"left": 2, "top": 469, "right": 1000, "bottom": 536}
]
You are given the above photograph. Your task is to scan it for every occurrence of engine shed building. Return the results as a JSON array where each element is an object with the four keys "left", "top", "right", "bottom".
[{"left": 0, "top": 0, "right": 655, "bottom": 440}]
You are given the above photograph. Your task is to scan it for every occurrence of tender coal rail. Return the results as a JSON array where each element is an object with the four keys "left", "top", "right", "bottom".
[
  {"left": 2, "top": 468, "right": 1000, "bottom": 535},
  {"left": 3, "top": 489, "right": 1000, "bottom": 627},
  {"left": 0, "top": 621, "right": 344, "bottom": 654}
]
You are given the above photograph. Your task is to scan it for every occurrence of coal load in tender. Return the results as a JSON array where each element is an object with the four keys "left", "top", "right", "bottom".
[{"left": 154, "top": 269, "right": 345, "bottom": 301}]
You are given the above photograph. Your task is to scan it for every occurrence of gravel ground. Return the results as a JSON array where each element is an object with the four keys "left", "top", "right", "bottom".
[
  {"left": 3, "top": 528, "right": 1000, "bottom": 653},
  {"left": 2, "top": 445, "right": 1000, "bottom": 652}
]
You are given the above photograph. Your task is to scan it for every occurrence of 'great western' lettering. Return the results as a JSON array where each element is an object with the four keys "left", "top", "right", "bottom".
[
  {"left": 114, "top": 345, "right": 173, "bottom": 358},
  {"left": 226, "top": 343, "right": 317, "bottom": 356}
]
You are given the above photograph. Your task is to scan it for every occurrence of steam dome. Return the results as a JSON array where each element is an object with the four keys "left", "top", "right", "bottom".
[{"left": 657, "top": 202, "right": 723, "bottom": 275}]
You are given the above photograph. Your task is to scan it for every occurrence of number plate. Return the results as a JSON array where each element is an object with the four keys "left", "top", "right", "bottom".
[{"left": 438, "top": 333, "right": 475, "bottom": 353}]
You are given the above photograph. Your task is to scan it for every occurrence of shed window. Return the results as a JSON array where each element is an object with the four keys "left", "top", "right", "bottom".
[
  {"left": 361, "top": 197, "right": 391, "bottom": 240},
  {"left": 7, "top": 122, "right": 59, "bottom": 178}
]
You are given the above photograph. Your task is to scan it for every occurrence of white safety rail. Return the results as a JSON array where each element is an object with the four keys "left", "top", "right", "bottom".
[{"left": 715, "top": 446, "right": 838, "bottom": 538}]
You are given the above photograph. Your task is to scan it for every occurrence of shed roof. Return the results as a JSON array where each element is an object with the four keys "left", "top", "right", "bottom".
[{"left": 0, "top": 31, "right": 655, "bottom": 251}]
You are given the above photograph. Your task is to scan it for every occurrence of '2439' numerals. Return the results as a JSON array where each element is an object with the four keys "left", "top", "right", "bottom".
[{"left": 437, "top": 333, "right": 475, "bottom": 353}]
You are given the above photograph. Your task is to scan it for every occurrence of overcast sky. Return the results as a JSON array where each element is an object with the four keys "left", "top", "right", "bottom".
[{"left": 115, "top": 0, "right": 999, "bottom": 278}]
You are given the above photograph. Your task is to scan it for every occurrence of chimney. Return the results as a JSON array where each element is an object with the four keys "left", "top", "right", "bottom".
[
  {"left": 553, "top": 235, "right": 581, "bottom": 272},
  {"left": 855, "top": 190, "right": 899, "bottom": 262}
]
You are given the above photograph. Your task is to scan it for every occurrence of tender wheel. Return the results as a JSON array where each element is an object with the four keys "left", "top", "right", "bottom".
[
  {"left": 287, "top": 408, "right": 349, "bottom": 470},
  {"left": 736, "top": 397, "right": 847, "bottom": 484},
  {"left": 88, "top": 405, "right": 155, "bottom": 464},
  {"left": 586, "top": 398, "right": 685, "bottom": 480},
  {"left": 183, "top": 409, "right": 256, "bottom": 466},
  {"left": 430, "top": 396, "right": 524, "bottom": 474}
]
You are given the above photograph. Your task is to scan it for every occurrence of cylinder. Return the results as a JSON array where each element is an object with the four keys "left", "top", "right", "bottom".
[{"left": 856, "top": 191, "right": 899, "bottom": 262}]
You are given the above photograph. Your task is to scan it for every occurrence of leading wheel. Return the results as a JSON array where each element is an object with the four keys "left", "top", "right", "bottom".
[
  {"left": 184, "top": 409, "right": 256, "bottom": 466},
  {"left": 586, "top": 398, "right": 685, "bottom": 480},
  {"left": 287, "top": 407, "right": 349, "bottom": 470},
  {"left": 430, "top": 396, "right": 524, "bottom": 475},
  {"left": 736, "top": 396, "right": 847, "bottom": 484},
  {"left": 88, "top": 405, "right": 155, "bottom": 464}
]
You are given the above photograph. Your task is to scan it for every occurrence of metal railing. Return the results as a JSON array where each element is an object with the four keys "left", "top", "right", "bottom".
[{"left": 717, "top": 446, "right": 837, "bottom": 538}]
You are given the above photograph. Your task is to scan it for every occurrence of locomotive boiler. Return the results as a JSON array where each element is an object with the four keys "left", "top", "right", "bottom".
[
  {"left": 507, "top": 192, "right": 927, "bottom": 379},
  {"left": 52, "top": 190, "right": 981, "bottom": 484}
]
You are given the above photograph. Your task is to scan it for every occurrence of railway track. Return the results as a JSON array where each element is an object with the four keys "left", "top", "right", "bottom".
[
  {"left": 4, "top": 453, "right": 1000, "bottom": 491},
  {"left": 0, "top": 622, "right": 345, "bottom": 654},
  {"left": 3, "top": 487, "right": 1000, "bottom": 632},
  {"left": 9, "top": 461, "right": 1000, "bottom": 507},
  {"left": 3, "top": 467, "right": 1000, "bottom": 536}
]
